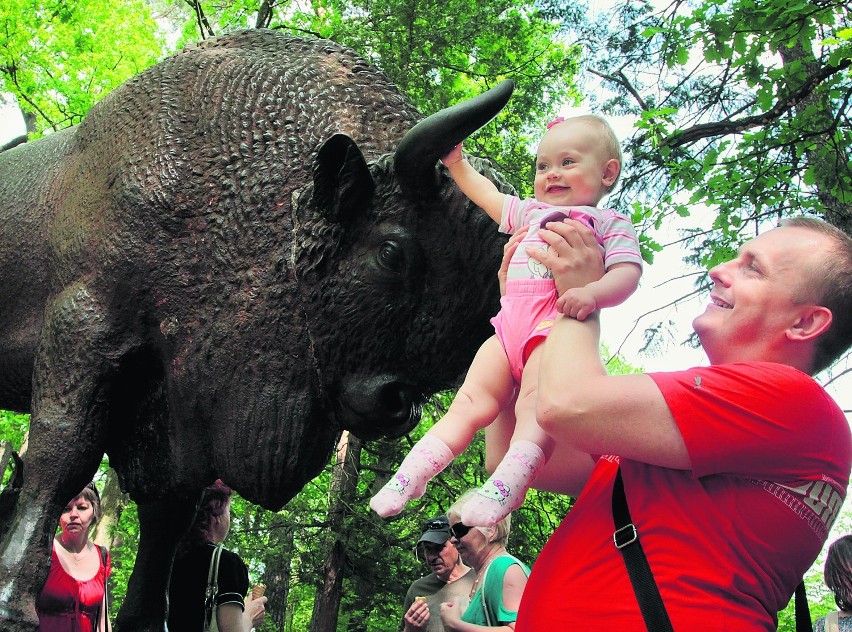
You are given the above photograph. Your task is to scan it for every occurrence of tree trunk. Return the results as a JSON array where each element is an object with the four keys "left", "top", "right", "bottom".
[
  {"left": 262, "top": 522, "right": 294, "bottom": 630},
  {"left": 92, "top": 468, "right": 128, "bottom": 548},
  {"left": 309, "top": 431, "right": 362, "bottom": 632}
]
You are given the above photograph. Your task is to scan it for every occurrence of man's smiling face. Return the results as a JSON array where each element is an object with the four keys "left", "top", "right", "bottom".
[{"left": 693, "top": 225, "right": 832, "bottom": 365}]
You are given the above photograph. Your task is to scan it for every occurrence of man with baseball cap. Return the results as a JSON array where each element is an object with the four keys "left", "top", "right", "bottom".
[{"left": 400, "top": 515, "right": 475, "bottom": 631}]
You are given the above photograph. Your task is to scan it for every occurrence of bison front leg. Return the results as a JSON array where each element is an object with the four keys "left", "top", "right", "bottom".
[
  {"left": 114, "top": 493, "right": 197, "bottom": 632},
  {"left": 0, "top": 284, "right": 116, "bottom": 630}
]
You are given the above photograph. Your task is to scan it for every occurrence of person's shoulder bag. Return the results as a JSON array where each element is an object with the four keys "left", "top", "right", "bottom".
[
  {"left": 204, "top": 543, "right": 225, "bottom": 632},
  {"left": 92, "top": 545, "right": 110, "bottom": 632}
]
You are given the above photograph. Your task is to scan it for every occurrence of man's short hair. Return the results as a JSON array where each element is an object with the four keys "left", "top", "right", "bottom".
[{"left": 782, "top": 217, "right": 852, "bottom": 373}]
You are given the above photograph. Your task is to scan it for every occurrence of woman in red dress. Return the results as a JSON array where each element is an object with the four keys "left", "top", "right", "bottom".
[{"left": 37, "top": 482, "right": 111, "bottom": 631}]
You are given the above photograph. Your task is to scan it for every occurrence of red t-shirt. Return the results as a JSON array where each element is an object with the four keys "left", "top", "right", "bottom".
[
  {"left": 517, "top": 362, "right": 851, "bottom": 631},
  {"left": 37, "top": 543, "right": 111, "bottom": 632}
]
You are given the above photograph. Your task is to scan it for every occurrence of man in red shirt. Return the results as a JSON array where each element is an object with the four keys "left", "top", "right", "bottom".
[{"left": 512, "top": 217, "right": 852, "bottom": 630}]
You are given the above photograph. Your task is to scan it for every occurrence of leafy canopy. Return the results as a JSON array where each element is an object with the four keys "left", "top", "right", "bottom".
[
  {"left": 0, "top": 0, "right": 163, "bottom": 135},
  {"left": 574, "top": 0, "right": 851, "bottom": 259}
]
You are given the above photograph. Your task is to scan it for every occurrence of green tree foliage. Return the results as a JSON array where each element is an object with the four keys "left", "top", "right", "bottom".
[
  {"left": 0, "top": 409, "right": 28, "bottom": 487},
  {"left": 105, "top": 493, "right": 139, "bottom": 616},
  {"left": 0, "top": 409, "right": 27, "bottom": 450},
  {"left": 572, "top": 0, "right": 851, "bottom": 258},
  {"left": 0, "top": 0, "right": 164, "bottom": 135},
  {"left": 558, "top": 0, "right": 852, "bottom": 372}
]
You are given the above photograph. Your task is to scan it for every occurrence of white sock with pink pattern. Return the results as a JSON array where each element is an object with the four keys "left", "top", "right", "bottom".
[
  {"left": 460, "top": 440, "right": 545, "bottom": 526},
  {"left": 369, "top": 434, "right": 454, "bottom": 517}
]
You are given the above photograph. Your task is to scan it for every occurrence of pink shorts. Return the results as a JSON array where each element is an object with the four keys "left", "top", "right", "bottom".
[{"left": 490, "top": 279, "right": 559, "bottom": 383}]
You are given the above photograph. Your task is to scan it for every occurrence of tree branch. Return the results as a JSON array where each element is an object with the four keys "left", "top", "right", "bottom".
[
  {"left": 662, "top": 58, "right": 852, "bottom": 148},
  {"left": 256, "top": 0, "right": 273, "bottom": 29},
  {"left": 589, "top": 67, "right": 650, "bottom": 111},
  {"left": 184, "top": 0, "right": 216, "bottom": 39}
]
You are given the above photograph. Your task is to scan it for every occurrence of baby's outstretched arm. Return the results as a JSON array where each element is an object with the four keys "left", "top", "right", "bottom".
[
  {"left": 557, "top": 262, "right": 641, "bottom": 320},
  {"left": 441, "top": 143, "right": 506, "bottom": 223}
]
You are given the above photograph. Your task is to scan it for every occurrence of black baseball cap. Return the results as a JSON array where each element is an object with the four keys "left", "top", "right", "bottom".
[{"left": 417, "top": 515, "right": 451, "bottom": 545}]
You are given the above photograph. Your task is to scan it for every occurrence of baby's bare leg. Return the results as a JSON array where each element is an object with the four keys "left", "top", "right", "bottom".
[
  {"left": 429, "top": 336, "right": 515, "bottom": 453},
  {"left": 370, "top": 336, "right": 514, "bottom": 517},
  {"left": 484, "top": 397, "right": 517, "bottom": 474},
  {"left": 461, "top": 344, "right": 551, "bottom": 526}
]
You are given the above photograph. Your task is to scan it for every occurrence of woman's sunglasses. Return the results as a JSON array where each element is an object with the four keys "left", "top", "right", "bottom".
[{"left": 450, "top": 522, "right": 473, "bottom": 540}]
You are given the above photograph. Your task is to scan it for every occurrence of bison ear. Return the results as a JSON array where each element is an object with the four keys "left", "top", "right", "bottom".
[{"left": 312, "top": 133, "right": 375, "bottom": 223}]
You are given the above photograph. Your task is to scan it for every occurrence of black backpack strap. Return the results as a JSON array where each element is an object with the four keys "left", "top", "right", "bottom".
[{"left": 612, "top": 465, "right": 674, "bottom": 631}]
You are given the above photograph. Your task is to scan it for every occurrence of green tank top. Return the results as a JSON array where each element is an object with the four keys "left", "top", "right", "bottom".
[{"left": 461, "top": 555, "right": 530, "bottom": 626}]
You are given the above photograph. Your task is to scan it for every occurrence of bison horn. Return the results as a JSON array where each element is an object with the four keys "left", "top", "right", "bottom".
[{"left": 393, "top": 79, "right": 514, "bottom": 193}]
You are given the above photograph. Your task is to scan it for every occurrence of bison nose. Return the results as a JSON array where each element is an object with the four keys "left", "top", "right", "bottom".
[{"left": 339, "top": 375, "right": 423, "bottom": 440}]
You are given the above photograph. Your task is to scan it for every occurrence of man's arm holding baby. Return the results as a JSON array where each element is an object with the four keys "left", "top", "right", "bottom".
[{"left": 530, "top": 219, "right": 689, "bottom": 470}]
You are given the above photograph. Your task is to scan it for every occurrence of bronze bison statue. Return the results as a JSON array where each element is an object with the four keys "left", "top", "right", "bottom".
[{"left": 0, "top": 28, "right": 515, "bottom": 630}]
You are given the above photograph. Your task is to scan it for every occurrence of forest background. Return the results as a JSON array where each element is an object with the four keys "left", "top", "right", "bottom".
[{"left": 0, "top": 0, "right": 850, "bottom": 629}]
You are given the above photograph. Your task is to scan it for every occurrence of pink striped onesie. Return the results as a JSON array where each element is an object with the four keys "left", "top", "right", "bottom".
[{"left": 492, "top": 197, "right": 642, "bottom": 381}]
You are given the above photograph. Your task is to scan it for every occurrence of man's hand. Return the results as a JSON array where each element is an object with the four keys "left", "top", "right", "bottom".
[
  {"left": 403, "top": 598, "right": 430, "bottom": 631},
  {"left": 498, "top": 227, "right": 530, "bottom": 296},
  {"left": 530, "top": 219, "right": 605, "bottom": 296},
  {"left": 558, "top": 286, "right": 598, "bottom": 320}
]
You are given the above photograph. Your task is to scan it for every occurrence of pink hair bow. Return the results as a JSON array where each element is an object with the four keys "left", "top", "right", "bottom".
[{"left": 546, "top": 117, "right": 565, "bottom": 130}]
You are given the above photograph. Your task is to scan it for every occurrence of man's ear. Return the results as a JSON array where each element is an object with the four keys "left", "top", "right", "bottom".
[
  {"left": 602, "top": 159, "right": 620, "bottom": 188},
  {"left": 788, "top": 305, "right": 833, "bottom": 342}
]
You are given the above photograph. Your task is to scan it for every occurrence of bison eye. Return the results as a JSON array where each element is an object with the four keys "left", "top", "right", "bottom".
[{"left": 377, "top": 240, "right": 404, "bottom": 272}]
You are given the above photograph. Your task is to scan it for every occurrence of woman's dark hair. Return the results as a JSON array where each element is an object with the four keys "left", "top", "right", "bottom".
[
  {"left": 825, "top": 534, "right": 852, "bottom": 611},
  {"left": 177, "top": 480, "right": 233, "bottom": 554},
  {"left": 68, "top": 484, "right": 102, "bottom": 527}
]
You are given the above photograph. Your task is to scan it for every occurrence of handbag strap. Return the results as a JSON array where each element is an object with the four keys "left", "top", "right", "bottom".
[
  {"left": 99, "top": 546, "right": 109, "bottom": 632},
  {"left": 612, "top": 465, "right": 813, "bottom": 632},
  {"left": 479, "top": 557, "right": 493, "bottom": 626},
  {"left": 795, "top": 581, "right": 812, "bottom": 632},
  {"left": 204, "top": 543, "right": 225, "bottom": 632},
  {"left": 611, "top": 466, "right": 674, "bottom": 632}
]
